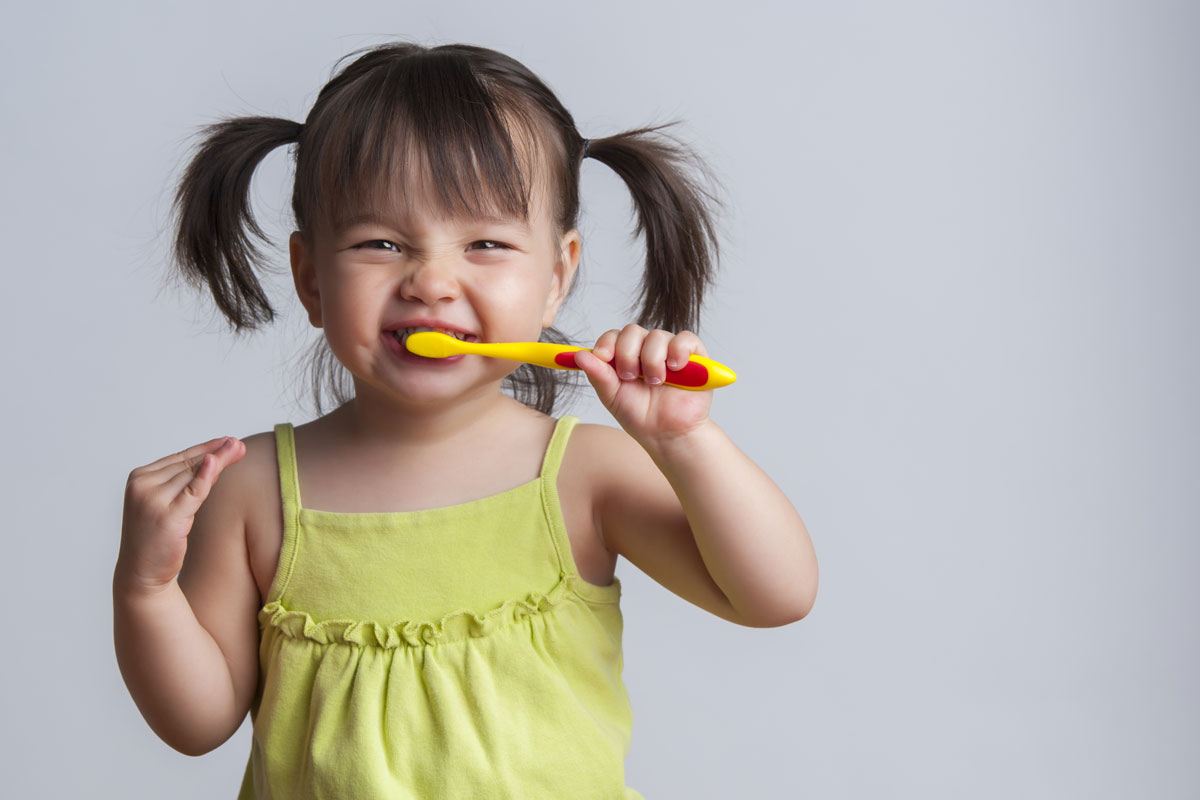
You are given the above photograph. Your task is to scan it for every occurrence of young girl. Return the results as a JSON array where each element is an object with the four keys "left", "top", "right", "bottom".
[{"left": 113, "top": 41, "right": 817, "bottom": 799}]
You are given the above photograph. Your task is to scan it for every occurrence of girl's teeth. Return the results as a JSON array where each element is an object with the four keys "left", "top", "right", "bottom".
[{"left": 392, "top": 327, "right": 473, "bottom": 346}]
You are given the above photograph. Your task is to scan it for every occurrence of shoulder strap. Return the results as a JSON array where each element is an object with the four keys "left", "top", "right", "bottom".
[
  {"left": 266, "top": 423, "right": 301, "bottom": 605},
  {"left": 539, "top": 414, "right": 581, "bottom": 584},
  {"left": 273, "top": 423, "right": 301, "bottom": 514},
  {"left": 538, "top": 415, "right": 579, "bottom": 481}
]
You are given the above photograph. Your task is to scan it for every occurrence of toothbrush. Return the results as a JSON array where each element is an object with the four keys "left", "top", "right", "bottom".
[{"left": 404, "top": 331, "right": 737, "bottom": 391}]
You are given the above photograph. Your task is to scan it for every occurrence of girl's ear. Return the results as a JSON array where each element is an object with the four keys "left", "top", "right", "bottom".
[
  {"left": 542, "top": 228, "right": 582, "bottom": 328},
  {"left": 289, "top": 231, "right": 323, "bottom": 328}
]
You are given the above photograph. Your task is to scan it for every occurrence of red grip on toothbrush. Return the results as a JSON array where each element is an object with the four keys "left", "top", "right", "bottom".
[{"left": 554, "top": 351, "right": 710, "bottom": 388}]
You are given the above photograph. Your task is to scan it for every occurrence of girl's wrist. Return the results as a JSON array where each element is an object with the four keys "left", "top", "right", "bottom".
[
  {"left": 639, "top": 417, "right": 723, "bottom": 465},
  {"left": 113, "top": 562, "right": 178, "bottom": 603}
]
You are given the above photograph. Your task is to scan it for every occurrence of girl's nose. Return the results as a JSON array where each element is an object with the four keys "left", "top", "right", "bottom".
[{"left": 399, "top": 257, "right": 460, "bottom": 304}]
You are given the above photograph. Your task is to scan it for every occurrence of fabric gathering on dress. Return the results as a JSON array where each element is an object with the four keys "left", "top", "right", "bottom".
[{"left": 236, "top": 415, "right": 644, "bottom": 799}]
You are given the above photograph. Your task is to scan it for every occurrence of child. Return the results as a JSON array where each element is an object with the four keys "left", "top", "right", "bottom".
[{"left": 113, "top": 41, "right": 817, "bottom": 799}]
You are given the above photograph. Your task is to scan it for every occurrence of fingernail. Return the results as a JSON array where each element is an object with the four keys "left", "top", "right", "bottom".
[
  {"left": 668, "top": 360, "right": 679, "bottom": 370},
  {"left": 620, "top": 371, "right": 635, "bottom": 380},
  {"left": 647, "top": 376, "right": 663, "bottom": 385}
]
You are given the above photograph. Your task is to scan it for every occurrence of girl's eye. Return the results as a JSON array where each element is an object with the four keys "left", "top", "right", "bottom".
[
  {"left": 352, "top": 240, "right": 508, "bottom": 252},
  {"left": 354, "top": 240, "right": 400, "bottom": 252}
]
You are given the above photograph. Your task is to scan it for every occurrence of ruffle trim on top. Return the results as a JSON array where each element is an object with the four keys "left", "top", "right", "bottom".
[{"left": 258, "top": 573, "right": 605, "bottom": 649}]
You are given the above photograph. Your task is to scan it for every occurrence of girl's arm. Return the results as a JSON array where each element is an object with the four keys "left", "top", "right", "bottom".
[
  {"left": 113, "top": 576, "right": 256, "bottom": 755},
  {"left": 113, "top": 436, "right": 260, "bottom": 756},
  {"left": 574, "top": 326, "right": 817, "bottom": 627},
  {"left": 577, "top": 420, "right": 816, "bottom": 627}
]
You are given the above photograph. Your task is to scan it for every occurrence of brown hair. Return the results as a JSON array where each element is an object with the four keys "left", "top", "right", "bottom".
[{"left": 169, "top": 41, "right": 724, "bottom": 416}]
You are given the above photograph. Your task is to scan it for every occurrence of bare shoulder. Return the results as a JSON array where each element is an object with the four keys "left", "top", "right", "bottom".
[
  {"left": 228, "top": 428, "right": 281, "bottom": 492},
  {"left": 544, "top": 421, "right": 613, "bottom": 587},
  {"left": 557, "top": 423, "right": 627, "bottom": 518},
  {"left": 558, "top": 422, "right": 669, "bottom": 553},
  {"left": 221, "top": 429, "right": 284, "bottom": 605},
  {"left": 563, "top": 421, "right": 642, "bottom": 468}
]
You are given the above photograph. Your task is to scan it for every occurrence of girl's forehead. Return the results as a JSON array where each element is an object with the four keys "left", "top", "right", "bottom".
[
  {"left": 304, "top": 94, "right": 566, "bottom": 236},
  {"left": 332, "top": 168, "right": 554, "bottom": 235},
  {"left": 334, "top": 206, "right": 535, "bottom": 235}
]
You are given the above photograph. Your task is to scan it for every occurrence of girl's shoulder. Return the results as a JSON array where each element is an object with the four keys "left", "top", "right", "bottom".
[
  {"left": 227, "top": 427, "right": 284, "bottom": 506},
  {"left": 558, "top": 420, "right": 655, "bottom": 539},
  {"left": 563, "top": 419, "right": 648, "bottom": 473},
  {"left": 221, "top": 427, "right": 288, "bottom": 604},
  {"left": 561, "top": 420, "right": 636, "bottom": 473},
  {"left": 555, "top": 420, "right": 632, "bottom": 586}
]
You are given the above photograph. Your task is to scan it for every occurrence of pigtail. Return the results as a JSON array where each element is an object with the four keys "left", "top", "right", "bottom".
[
  {"left": 169, "top": 116, "right": 303, "bottom": 332},
  {"left": 584, "top": 122, "right": 725, "bottom": 333}
]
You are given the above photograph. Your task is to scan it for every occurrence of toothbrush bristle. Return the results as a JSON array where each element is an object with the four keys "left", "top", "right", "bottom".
[{"left": 404, "top": 331, "right": 459, "bottom": 358}]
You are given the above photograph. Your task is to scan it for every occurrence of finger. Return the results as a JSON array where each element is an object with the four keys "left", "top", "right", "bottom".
[
  {"left": 149, "top": 439, "right": 244, "bottom": 496},
  {"left": 613, "top": 323, "right": 647, "bottom": 381},
  {"left": 162, "top": 437, "right": 243, "bottom": 516},
  {"left": 147, "top": 438, "right": 245, "bottom": 489},
  {"left": 590, "top": 328, "right": 621, "bottom": 362},
  {"left": 574, "top": 348, "right": 621, "bottom": 408},
  {"left": 134, "top": 436, "right": 241, "bottom": 481},
  {"left": 160, "top": 456, "right": 217, "bottom": 521},
  {"left": 640, "top": 329, "right": 674, "bottom": 385},
  {"left": 666, "top": 330, "right": 706, "bottom": 371}
]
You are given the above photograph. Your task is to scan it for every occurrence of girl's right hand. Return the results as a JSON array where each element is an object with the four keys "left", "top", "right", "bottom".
[{"left": 116, "top": 436, "right": 246, "bottom": 596}]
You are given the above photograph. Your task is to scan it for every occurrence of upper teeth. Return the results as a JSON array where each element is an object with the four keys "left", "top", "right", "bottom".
[{"left": 393, "top": 326, "right": 472, "bottom": 343}]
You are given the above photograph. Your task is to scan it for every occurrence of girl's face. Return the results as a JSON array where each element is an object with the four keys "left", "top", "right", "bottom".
[{"left": 289, "top": 177, "right": 581, "bottom": 407}]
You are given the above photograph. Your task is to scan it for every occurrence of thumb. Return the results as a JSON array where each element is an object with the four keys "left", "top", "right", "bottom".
[{"left": 573, "top": 349, "right": 621, "bottom": 408}]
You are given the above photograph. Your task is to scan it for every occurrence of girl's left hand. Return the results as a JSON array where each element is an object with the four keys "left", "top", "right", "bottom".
[{"left": 573, "top": 324, "right": 713, "bottom": 449}]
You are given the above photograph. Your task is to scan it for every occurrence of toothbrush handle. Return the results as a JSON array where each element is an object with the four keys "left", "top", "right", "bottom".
[
  {"left": 451, "top": 339, "right": 735, "bottom": 390},
  {"left": 553, "top": 351, "right": 726, "bottom": 391}
]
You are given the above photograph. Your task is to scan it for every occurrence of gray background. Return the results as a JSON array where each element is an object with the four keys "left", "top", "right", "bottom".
[{"left": 2, "top": 0, "right": 1197, "bottom": 797}]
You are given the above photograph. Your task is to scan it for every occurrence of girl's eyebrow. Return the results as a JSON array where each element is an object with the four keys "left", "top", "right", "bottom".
[{"left": 336, "top": 212, "right": 531, "bottom": 234}]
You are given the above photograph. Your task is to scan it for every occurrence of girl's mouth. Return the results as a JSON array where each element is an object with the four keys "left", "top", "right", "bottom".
[
  {"left": 382, "top": 330, "right": 467, "bottom": 364},
  {"left": 388, "top": 325, "right": 478, "bottom": 349}
]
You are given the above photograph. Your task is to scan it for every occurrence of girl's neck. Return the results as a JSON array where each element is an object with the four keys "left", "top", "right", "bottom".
[{"left": 327, "top": 386, "right": 533, "bottom": 453}]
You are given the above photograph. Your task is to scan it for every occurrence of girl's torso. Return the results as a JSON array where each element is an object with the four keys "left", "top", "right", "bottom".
[{"left": 235, "top": 406, "right": 618, "bottom": 606}]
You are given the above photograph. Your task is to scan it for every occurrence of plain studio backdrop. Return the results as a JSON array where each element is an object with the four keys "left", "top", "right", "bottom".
[{"left": 2, "top": 1, "right": 1196, "bottom": 797}]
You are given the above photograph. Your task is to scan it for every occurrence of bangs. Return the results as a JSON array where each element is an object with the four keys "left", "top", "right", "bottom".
[{"left": 296, "top": 49, "right": 548, "bottom": 235}]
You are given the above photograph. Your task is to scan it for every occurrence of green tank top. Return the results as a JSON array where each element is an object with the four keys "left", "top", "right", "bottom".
[{"left": 236, "top": 415, "right": 644, "bottom": 799}]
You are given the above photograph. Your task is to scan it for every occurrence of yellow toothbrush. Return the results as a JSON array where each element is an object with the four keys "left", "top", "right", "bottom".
[{"left": 405, "top": 331, "right": 737, "bottom": 391}]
